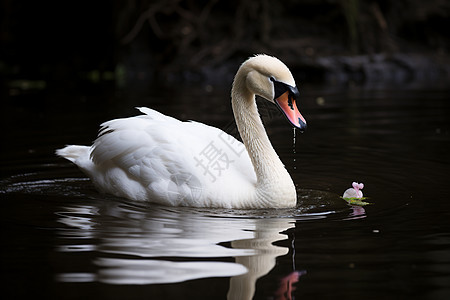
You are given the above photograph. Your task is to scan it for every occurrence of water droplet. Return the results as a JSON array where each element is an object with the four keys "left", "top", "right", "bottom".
[
  {"left": 293, "top": 127, "right": 296, "bottom": 154},
  {"left": 293, "top": 128, "right": 297, "bottom": 170}
]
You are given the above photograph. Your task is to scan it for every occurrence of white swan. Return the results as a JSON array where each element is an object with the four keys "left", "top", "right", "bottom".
[{"left": 56, "top": 55, "right": 307, "bottom": 208}]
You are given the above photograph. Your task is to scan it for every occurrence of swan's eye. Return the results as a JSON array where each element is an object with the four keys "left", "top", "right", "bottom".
[{"left": 270, "top": 76, "right": 275, "bottom": 82}]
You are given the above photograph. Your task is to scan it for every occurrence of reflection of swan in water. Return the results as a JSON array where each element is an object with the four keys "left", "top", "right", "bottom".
[
  {"left": 228, "top": 218, "right": 295, "bottom": 300},
  {"left": 56, "top": 200, "right": 295, "bottom": 297}
]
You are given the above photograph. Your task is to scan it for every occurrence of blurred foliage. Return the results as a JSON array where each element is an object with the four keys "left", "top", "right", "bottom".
[
  {"left": 0, "top": 0, "right": 449, "bottom": 86},
  {"left": 115, "top": 0, "right": 449, "bottom": 69}
]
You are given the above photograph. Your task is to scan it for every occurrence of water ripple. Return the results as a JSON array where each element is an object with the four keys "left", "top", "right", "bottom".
[{"left": 0, "top": 165, "right": 368, "bottom": 289}]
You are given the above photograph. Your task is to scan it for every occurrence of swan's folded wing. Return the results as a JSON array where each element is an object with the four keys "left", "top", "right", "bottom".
[{"left": 89, "top": 107, "right": 256, "bottom": 204}]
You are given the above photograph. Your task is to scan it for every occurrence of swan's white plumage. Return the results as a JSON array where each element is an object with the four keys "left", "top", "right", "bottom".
[
  {"left": 57, "top": 55, "right": 303, "bottom": 208},
  {"left": 58, "top": 107, "right": 256, "bottom": 208}
]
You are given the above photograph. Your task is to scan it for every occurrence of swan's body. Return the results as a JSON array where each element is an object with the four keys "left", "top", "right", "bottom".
[{"left": 57, "top": 55, "right": 306, "bottom": 208}]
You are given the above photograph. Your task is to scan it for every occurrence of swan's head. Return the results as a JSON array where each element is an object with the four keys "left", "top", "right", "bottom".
[{"left": 238, "top": 55, "right": 307, "bottom": 132}]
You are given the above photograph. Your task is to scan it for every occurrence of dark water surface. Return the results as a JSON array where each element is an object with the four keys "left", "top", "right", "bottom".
[{"left": 1, "top": 85, "right": 450, "bottom": 299}]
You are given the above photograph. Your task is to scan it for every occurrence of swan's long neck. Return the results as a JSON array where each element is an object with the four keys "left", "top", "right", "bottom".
[{"left": 231, "top": 71, "right": 296, "bottom": 207}]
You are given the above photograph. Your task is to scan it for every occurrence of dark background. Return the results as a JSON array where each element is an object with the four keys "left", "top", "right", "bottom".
[{"left": 1, "top": 0, "right": 449, "bottom": 91}]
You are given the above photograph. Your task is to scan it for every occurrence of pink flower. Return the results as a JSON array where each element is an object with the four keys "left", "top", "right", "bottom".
[{"left": 343, "top": 182, "right": 364, "bottom": 199}]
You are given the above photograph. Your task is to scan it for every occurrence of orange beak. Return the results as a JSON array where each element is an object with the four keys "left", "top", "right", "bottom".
[{"left": 275, "top": 91, "right": 307, "bottom": 132}]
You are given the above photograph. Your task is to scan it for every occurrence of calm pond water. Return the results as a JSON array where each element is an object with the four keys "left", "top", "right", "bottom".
[{"left": 1, "top": 84, "right": 450, "bottom": 299}]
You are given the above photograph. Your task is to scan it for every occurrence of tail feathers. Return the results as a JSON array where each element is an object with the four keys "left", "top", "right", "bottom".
[{"left": 56, "top": 145, "right": 90, "bottom": 163}]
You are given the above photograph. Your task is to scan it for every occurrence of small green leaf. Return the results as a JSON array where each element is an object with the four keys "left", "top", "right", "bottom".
[{"left": 340, "top": 196, "right": 371, "bottom": 206}]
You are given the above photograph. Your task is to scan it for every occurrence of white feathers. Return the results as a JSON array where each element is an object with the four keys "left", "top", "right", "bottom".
[
  {"left": 57, "top": 107, "right": 257, "bottom": 208},
  {"left": 56, "top": 145, "right": 90, "bottom": 163}
]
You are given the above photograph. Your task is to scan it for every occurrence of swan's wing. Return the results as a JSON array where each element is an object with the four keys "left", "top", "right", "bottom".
[
  {"left": 90, "top": 107, "right": 256, "bottom": 205},
  {"left": 91, "top": 107, "right": 182, "bottom": 165}
]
